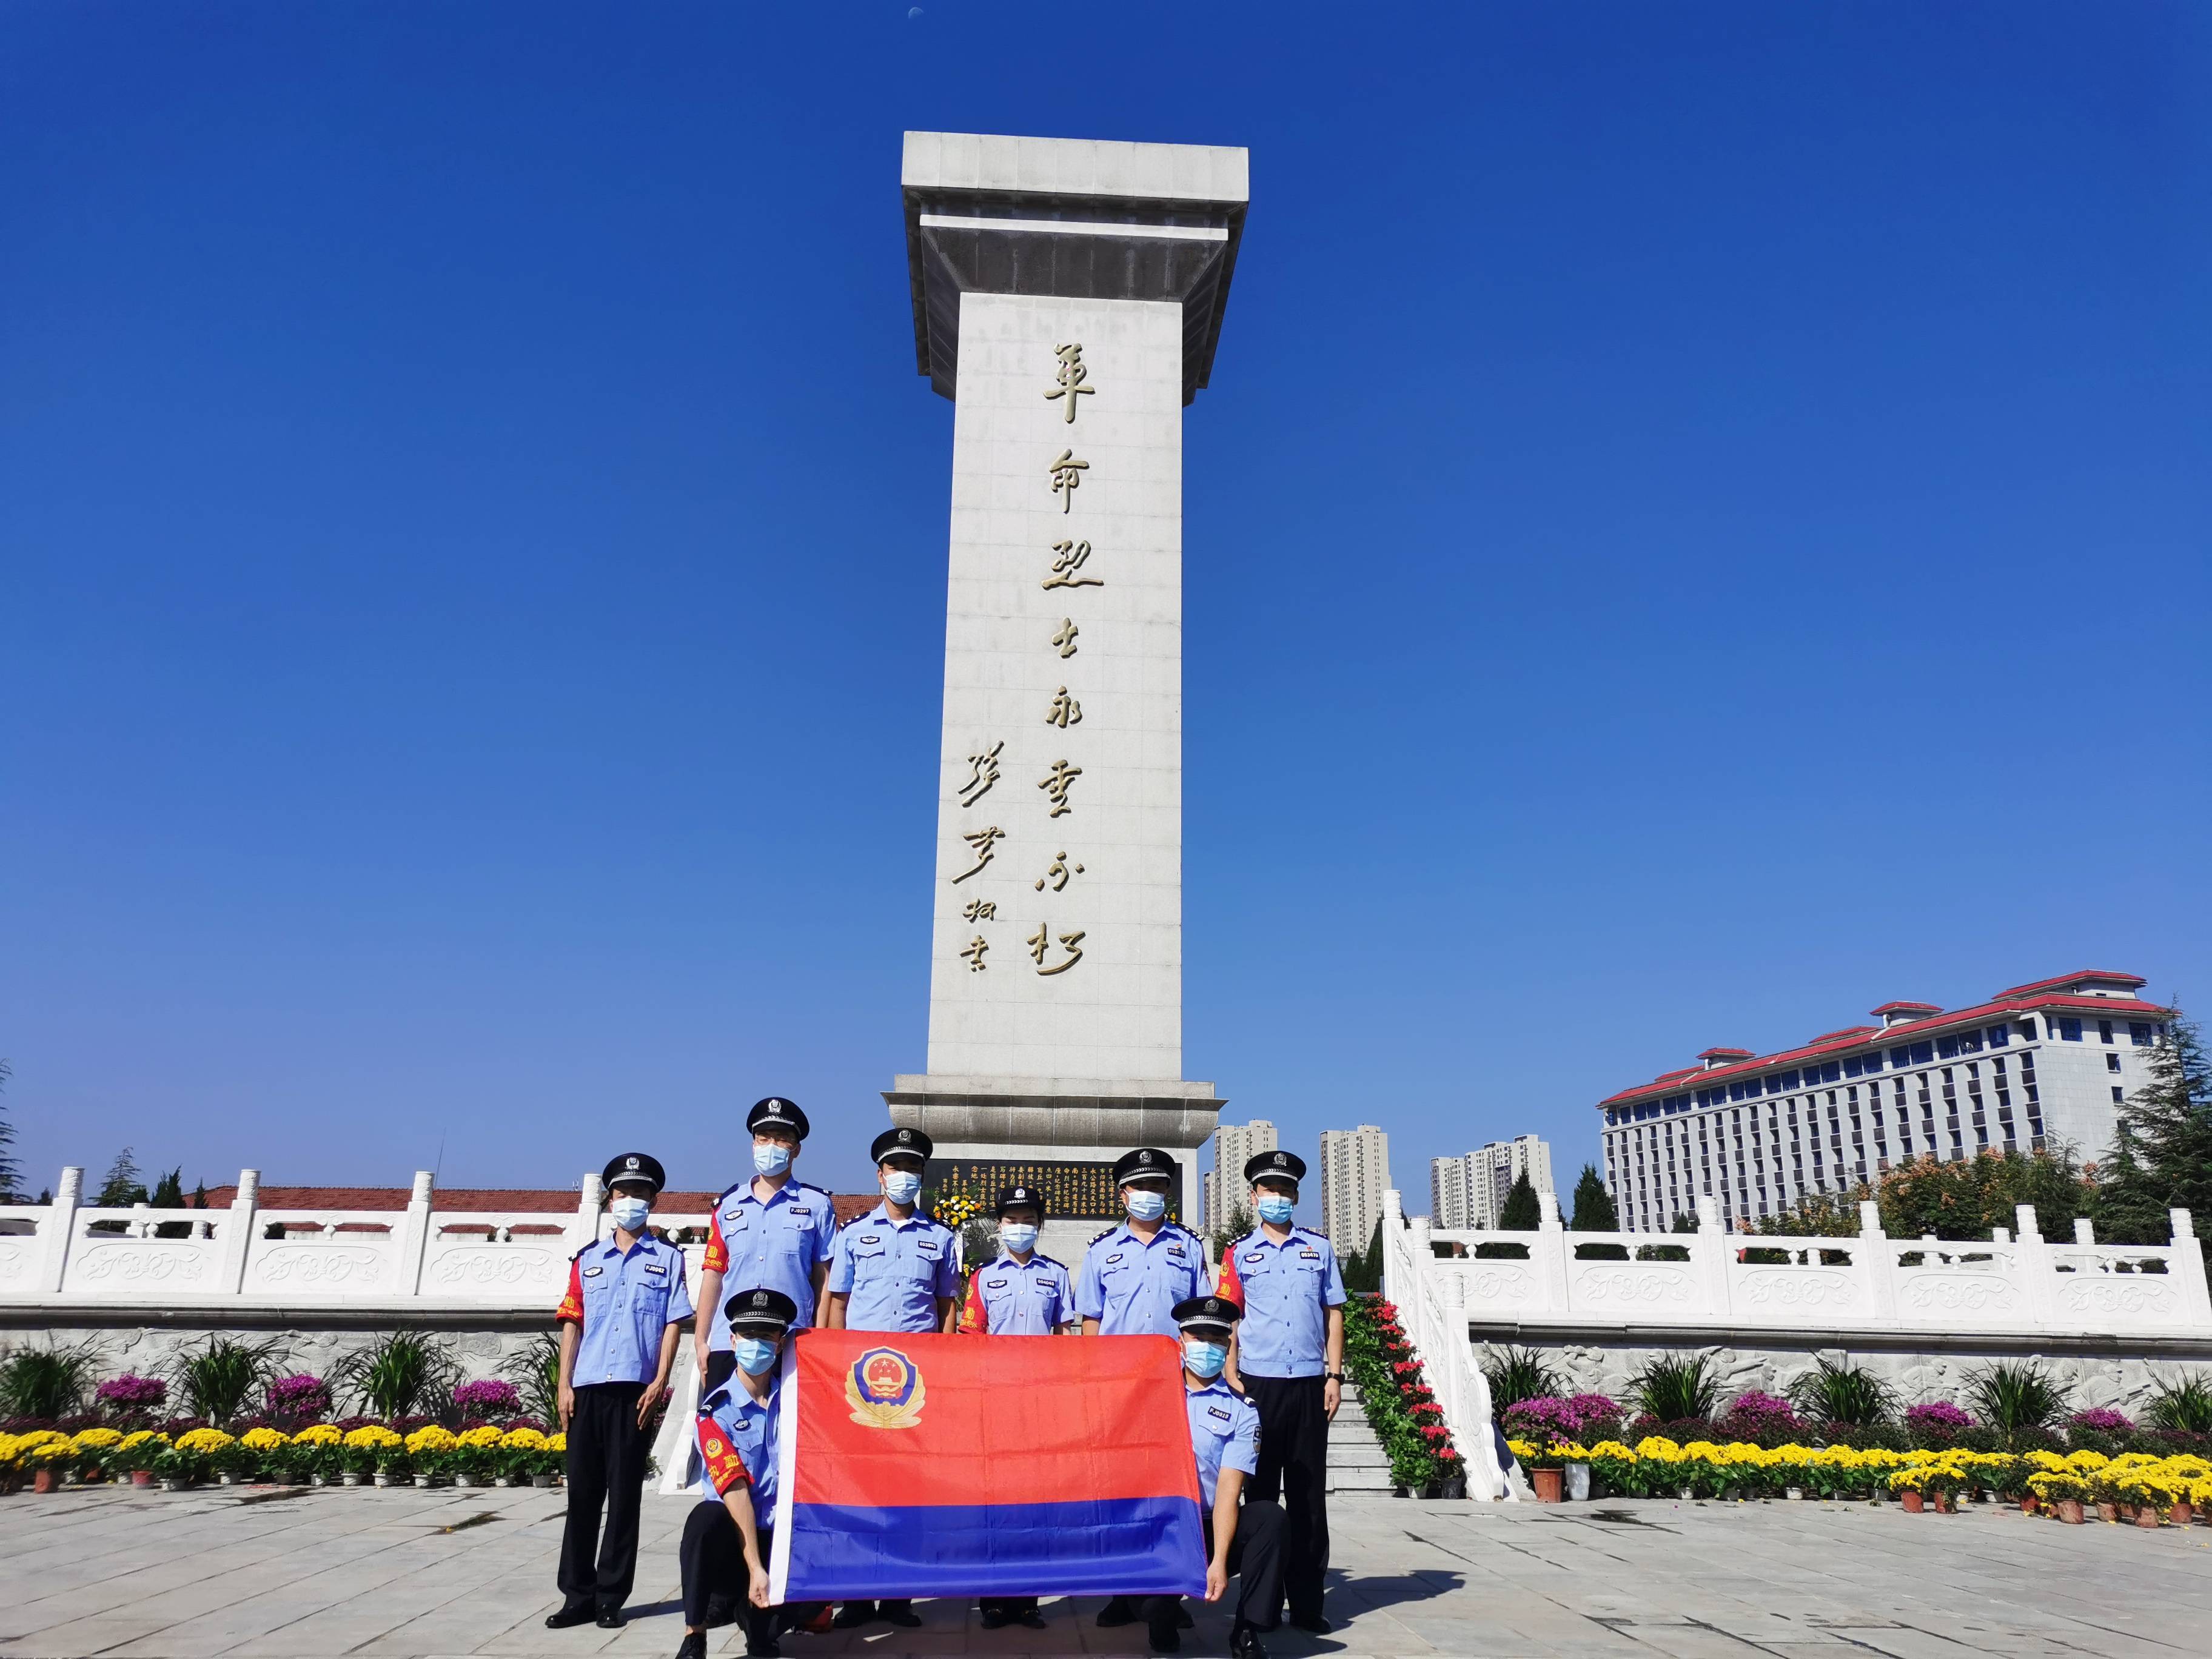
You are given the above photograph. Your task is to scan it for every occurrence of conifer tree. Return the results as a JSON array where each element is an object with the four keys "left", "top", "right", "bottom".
[
  {"left": 1498, "top": 1170, "right": 1542, "bottom": 1230},
  {"left": 97, "top": 1147, "right": 147, "bottom": 1208},
  {"left": 1569, "top": 1163, "right": 1617, "bottom": 1230},
  {"left": 2094, "top": 1008, "right": 2212, "bottom": 1259}
]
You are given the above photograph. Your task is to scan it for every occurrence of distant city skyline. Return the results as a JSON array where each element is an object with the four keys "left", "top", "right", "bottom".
[
  {"left": 1319, "top": 1125, "right": 1392, "bottom": 1252},
  {"left": 1431, "top": 1135, "right": 1553, "bottom": 1229}
]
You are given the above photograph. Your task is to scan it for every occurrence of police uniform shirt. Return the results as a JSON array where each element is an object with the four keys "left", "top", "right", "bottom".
[
  {"left": 700, "top": 1180, "right": 838, "bottom": 1353},
  {"left": 695, "top": 1378, "right": 780, "bottom": 1515},
  {"left": 1215, "top": 1225, "right": 1347, "bottom": 1379},
  {"left": 827, "top": 1204, "right": 960, "bottom": 1333},
  {"left": 555, "top": 1232, "right": 695, "bottom": 1387},
  {"left": 1184, "top": 1378, "right": 1262, "bottom": 1510},
  {"left": 1074, "top": 1222, "right": 1208, "bottom": 1338},
  {"left": 958, "top": 1252, "right": 1073, "bottom": 1336}
]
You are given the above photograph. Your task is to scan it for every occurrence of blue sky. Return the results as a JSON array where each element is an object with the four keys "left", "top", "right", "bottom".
[{"left": 4, "top": 2, "right": 2206, "bottom": 1207}]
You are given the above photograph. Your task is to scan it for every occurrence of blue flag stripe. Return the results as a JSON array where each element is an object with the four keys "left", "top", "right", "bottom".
[{"left": 782, "top": 1494, "right": 1207, "bottom": 1600}]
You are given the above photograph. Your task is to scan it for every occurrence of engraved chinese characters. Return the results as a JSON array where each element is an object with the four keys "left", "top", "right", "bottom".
[{"left": 947, "top": 344, "right": 1105, "bottom": 976}]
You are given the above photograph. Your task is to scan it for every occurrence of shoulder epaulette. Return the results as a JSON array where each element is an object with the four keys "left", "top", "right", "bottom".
[
  {"left": 714, "top": 1180, "right": 746, "bottom": 1205},
  {"left": 1089, "top": 1225, "right": 1118, "bottom": 1246},
  {"left": 796, "top": 1179, "right": 833, "bottom": 1196},
  {"left": 569, "top": 1240, "right": 595, "bottom": 1261},
  {"left": 1039, "top": 1253, "right": 1068, "bottom": 1270}
]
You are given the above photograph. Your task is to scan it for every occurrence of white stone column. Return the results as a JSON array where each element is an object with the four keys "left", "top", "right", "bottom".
[
  {"left": 39, "top": 1165, "right": 82, "bottom": 1293},
  {"left": 2013, "top": 1202, "right": 2057, "bottom": 1326},
  {"left": 1858, "top": 1199, "right": 1897, "bottom": 1323},
  {"left": 2169, "top": 1209, "right": 2212, "bottom": 1326},
  {"left": 220, "top": 1168, "right": 260, "bottom": 1293},
  {"left": 398, "top": 1171, "right": 434, "bottom": 1297},
  {"left": 570, "top": 1173, "right": 606, "bottom": 1255},
  {"left": 1535, "top": 1190, "right": 1570, "bottom": 1315}
]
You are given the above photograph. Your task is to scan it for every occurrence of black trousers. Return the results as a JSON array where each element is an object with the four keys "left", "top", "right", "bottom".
[
  {"left": 1241, "top": 1373, "right": 1329, "bottom": 1621},
  {"left": 1141, "top": 1500, "right": 1284, "bottom": 1631},
  {"left": 558, "top": 1381, "right": 650, "bottom": 1610},
  {"left": 680, "top": 1504, "right": 788, "bottom": 1646},
  {"left": 703, "top": 1349, "right": 737, "bottom": 1396}
]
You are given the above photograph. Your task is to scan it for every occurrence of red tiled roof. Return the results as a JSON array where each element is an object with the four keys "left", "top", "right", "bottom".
[
  {"left": 1869, "top": 1001, "right": 1942, "bottom": 1016},
  {"left": 1651, "top": 1067, "right": 1701, "bottom": 1084},
  {"left": 1994, "top": 969, "right": 2147, "bottom": 999},
  {"left": 1597, "top": 983, "right": 2170, "bottom": 1111},
  {"left": 1697, "top": 1047, "right": 1753, "bottom": 1060},
  {"left": 1808, "top": 1027, "right": 1880, "bottom": 1044}
]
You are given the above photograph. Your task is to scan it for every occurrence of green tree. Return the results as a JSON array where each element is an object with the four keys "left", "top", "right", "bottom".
[
  {"left": 1880, "top": 1146, "right": 2090, "bottom": 1241},
  {"left": 1341, "top": 1214, "right": 1385, "bottom": 1293},
  {"left": 0, "top": 1058, "right": 19, "bottom": 1204},
  {"left": 1497, "top": 1171, "right": 1541, "bottom": 1230},
  {"left": 1669, "top": 1211, "right": 1700, "bottom": 1233},
  {"left": 2093, "top": 1008, "right": 2212, "bottom": 1256},
  {"left": 97, "top": 1147, "right": 147, "bottom": 1208},
  {"left": 1209, "top": 1199, "right": 1254, "bottom": 1259},
  {"left": 1569, "top": 1163, "right": 1617, "bottom": 1231}
]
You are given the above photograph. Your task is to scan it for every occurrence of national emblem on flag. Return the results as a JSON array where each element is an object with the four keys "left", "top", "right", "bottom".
[{"left": 845, "top": 1347, "right": 927, "bottom": 1430}]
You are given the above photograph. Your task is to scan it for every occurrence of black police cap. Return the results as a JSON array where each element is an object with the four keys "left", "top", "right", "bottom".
[
  {"left": 1172, "top": 1293, "right": 1242, "bottom": 1332},
  {"left": 994, "top": 1185, "right": 1046, "bottom": 1218},
  {"left": 747, "top": 1096, "right": 811, "bottom": 1140},
  {"left": 602, "top": 1153, "right": 666, "bottom": 1195},
  {"left": 1112, "top": 1147, "right": 1175, "bottom": 1186},
  {"left": 1244, "top": 1148, "right": 1306, "bottom": 1186},
  {"left": 870, "top": 1125, "right": 934, "bottom": 1165},
  {"left": 722, "top": 1286, "right": 800, "bottom": 1332}
]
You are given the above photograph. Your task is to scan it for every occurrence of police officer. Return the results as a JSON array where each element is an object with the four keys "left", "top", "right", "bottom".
[
  {"left": 958, "top": 1184, "right": 1073, "bottom": 1631},
  {"left": 679, "top": 1287, "right": 806, "bottom": 1659},
  {"left": 695, "top": 1098, "right": 838, "bottom": 1396},
  {"left": 549, "top": 1153, "right": 693, "bottom": 1631},
  {"left": 1138, "top": 1295, "right": 1282, "bottom": 1658},
  {"left": 823, "top": 1125, "right": 960, "bottom": 1628},
  {"left": 1077, "top": 1148, "right": 1209, "bottom": 1338},
  {"left": 1215, "top": 1150, "right": 1344, "bottom": 1635}
]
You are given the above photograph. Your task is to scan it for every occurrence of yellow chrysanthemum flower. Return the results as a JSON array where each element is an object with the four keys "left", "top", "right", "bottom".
[
  {"left": 292, "top": 1424, "right": 341, "bottom": 1445},
  {"left": 175, "top": 1428, "right": 236, "bottom": 1453},
  {"left": 241, "top": 1427, "right": 288, "bottom": 1450},
  {"left": 457, "top": 1424, "right": 503, "bottom": 1447},
  {"left": 406, "top": 1425, "right": 457, "bottom": 1453},
  {"left": 499, "top": 1427, "right": 547, "bottom": 1449}
]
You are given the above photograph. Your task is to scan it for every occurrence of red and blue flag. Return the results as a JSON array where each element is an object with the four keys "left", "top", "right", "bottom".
[{"left": 767, "top": 1330, "right": 1205, "bottom": 1601}]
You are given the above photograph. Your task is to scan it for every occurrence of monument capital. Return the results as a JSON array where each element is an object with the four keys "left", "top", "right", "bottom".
[{"left": 901, "top": 131, "right": 1249, "bottom": 405}]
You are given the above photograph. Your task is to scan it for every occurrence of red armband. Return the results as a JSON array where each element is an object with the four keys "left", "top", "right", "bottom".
[
  {"left": 702, "top": 1208, "right": 730, "bottom": 1276},
  {"left": 698, "top": 1416, "right": 749, "bottom": 1498},
  {"left": 555, "top": 1259, "right": 584, "bottom": 1324}
]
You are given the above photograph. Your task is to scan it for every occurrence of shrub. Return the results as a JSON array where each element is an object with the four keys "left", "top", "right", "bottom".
[
  {"left": 1903, "top": 1401, "right": 1976, "bottom": 1446},
  {"left": 1789, "top": 1358, "right": 1892, "bottom": 1428},
  {"left": 501, "top": 1335, "right": 562, "bottom": 1429},
  {"left": 0, "top": 1341, "right": 101, "bottom": 1421},
  {"left": 2147, "top": 1374, "right": 2212, "bottom": 1435},
  {"left": 1627, "top": 1353, "right": 1718, "bottom": 1424},
  {"left": 333, "top": 1332, "right": 458, "bottom": 1423},
  {"left": 454, "top": 1379, "right": 523, "bottom": 1422},
  {"left": 265, "top": 1373, "right": 332, "bottom": 1427},
  {"left": 173, "top": 1336, "right": 286, "bottom": 1427},
  {"left": 95, "top": 1373, "right": 169, "bottom": 1421},
  {"left": 1479, "top": 1346, "right": 1562, "bottom": 1412},
  {"left": 1965, "top": 1361, "right": 2068, "bottom": 1446}
]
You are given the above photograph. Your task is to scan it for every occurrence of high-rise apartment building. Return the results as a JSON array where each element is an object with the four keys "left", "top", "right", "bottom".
[
  {"left": 1595, "top": 970, "right": 2174, "bottom": 1233},
  {"left": 1204, "top": 1119, "right": 1278, "bottom": 1235},
  {"left": 1431, "top": 1136, "right": 1553, "bottom": 1228},
  {"left": 1319, "top": 1125, "right": 1391, "bottom": 1252}
]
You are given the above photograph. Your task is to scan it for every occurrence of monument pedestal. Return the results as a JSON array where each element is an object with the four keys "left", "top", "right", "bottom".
[{"left": 888, "top": 133, "right": 1247, "bottom": 1259}]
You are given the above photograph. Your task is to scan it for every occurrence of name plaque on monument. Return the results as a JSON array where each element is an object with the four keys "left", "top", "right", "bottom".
[{"left": 927, "top": 1156, "right": 1181, "bottom": 1224}]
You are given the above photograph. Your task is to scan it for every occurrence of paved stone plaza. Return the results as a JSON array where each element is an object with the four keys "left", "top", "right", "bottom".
[{"left": 4, "top": 1487, "right": 2208, "bottom": 1659}]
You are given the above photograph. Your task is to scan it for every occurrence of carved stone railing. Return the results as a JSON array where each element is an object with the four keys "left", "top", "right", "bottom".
[
  {"left": 1378, "top": 1190, "right": 1517, "bottom": 1503},
  {"left": 1388, "top": 1190, "right": 2212, "bottom": 1342},
  {"left": 0, "top": 1166, "right": 722, "bottom": 1310}
]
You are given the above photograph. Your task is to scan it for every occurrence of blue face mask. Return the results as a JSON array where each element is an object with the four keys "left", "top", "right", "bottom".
[
  {"left": 1182, "top": 1339, "right": 1228, "bottom": 1379},
  {"left": 732, "top": 1336, "right": 780, "bottom": 1378},
  {"left": 1124, "top": 1188, "right": 1167, "bottom": 1222},
  {"left": 999, "top": 1222, "right": 1038, "bottom": 1255},
  {"left": 883, "top": 1170, "right": 922, "bottom": 1205},
  {"left": 753, "top": 1141, "right": 794, "bottom": 1177},
  {"left": 608, "top": 1196, "right": 651, "bottom": 1233},
  {"left": 1256, "top": 1193, "right": 1296, "bottom": 1225}
]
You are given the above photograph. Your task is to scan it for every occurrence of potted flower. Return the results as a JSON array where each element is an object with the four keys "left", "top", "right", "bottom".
[
  {"left": 151, "top": 1445, "right": 200, "bottom": 1491},
  {"left": 453, "top": 1423, "right": 501, "bottom": 1487},
  {"left": 1888, "top": 1467, "right": 1929, "bottom": 1512},
  {"left": 1501, "top": 1398, "right": 1581, "bottom": 1503},
  {"left": 95, "top": 1373, "right": 170, "bottom": 1426},
  {"left": 30, "top": 1438, "right": 75, "bottom": 1493},
  {"left": 113, "top": 1430, "right": 169, "bottom": 1488},
  {"left": 492, "top": 1425, "right": 545, "bottom": 1486},
  {"left": 234, "top": 1426, "right": 286, "bottom": 1483},
  {"left": 173, "top": 1427, "right": 236, "bottom": 1484},
  {"left": 69, "top": 1426, "right": 124, "bottom": 1484},
  {"left": 265, "top": 1373, "right": 333, "bottom": 1430},
  {"left": 292, "top": 1422, "right": 342, "bottom": 1484},
  {"left": 405, "top": 1424, "right": 456, "bottom": 1486},
  {"left": 2029, "top": 1469, "right": 2088, "bottom": 1523},
  {"left": 340, "top": 1424, "right": 401, "bottom": 1485},
  {"left": 454, "top": 1379, "right": 523, "bottom": 1424}
]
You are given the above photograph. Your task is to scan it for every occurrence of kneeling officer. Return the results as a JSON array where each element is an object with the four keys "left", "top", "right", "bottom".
[
  {"left": 679, "top": 1287, "right": 806, "bottom": 1659},
  {"left": 1140, "top": 1295, "right": 1283, "bottom": 1658}
]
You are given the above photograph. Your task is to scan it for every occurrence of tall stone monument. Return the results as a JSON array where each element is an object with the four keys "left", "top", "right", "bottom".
[{"left": 885, "top": 132, "right": 1248, "bottom": 1240}]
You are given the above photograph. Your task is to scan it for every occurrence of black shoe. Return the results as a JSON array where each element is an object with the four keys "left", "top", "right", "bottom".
[
  {"left": 831, "top": 1602, "right": 877, "bottom": 1629},
  {"left": 596, "top": 1607, "right": 627, "bottom": 1630},
  {"left": 704, "top": 1597, "right": 738, "bottom": 1629},
  {"left": 677, "top": 1635, "right": 708, "bottom": 1659},
  {"left": 545, "top": 1601, "right": 595, "bottom": 1629},
  {"left": 1096, "top": 1597, "right": 1139, "bottom": 1628},
  {"left": 979, "top": 1607, "right": 1011, "bottom": 1630},
  {"left": 1289, "top": 1613, "right": 1332, "bottom": 1635},
  {"left": 880, "top": 1601, "right": 922, "bottom": 1628},
  {"left": 1177, "top": 1608, "right": 1195, "bottom": 1629},
  {"left": 1230, "top": 1624, "right": 1269, "bottom": 1659},
  {"left": 1147, "top": 1615, "right": 1182, "bottom": 1652},
  {"left": 1017, "top": 1610, "right": 1049, "bottom": 1630}
]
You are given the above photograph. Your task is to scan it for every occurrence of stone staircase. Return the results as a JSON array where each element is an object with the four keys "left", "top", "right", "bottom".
[{"left": 1327, "top": 1382, "right": 1396, "bottom": 1496}]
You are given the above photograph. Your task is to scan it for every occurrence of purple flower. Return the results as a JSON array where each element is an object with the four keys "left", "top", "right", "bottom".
[
  {"left": 266, "top": 1373, "right": 332, "bottom": 1423},
  {"left": 454, "top": 1379, "right": 523, "bottom": 1416},
  {"left": 2068, "top": 1408, "right": 2134, "bottom": 1435},
  {"left": 1904, "top": 1401, "right": 1976, "bottom": 1435},
  {"left": 96, "top": 1374, "right": 169, "bottom": 1411}
]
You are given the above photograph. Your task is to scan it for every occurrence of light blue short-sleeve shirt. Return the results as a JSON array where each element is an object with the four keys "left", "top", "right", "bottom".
[
  {"left": 1184, "top": 1379, "right": 1261, "bottom": 1510},
  {"left": 965, "top": 1252, "right": 1074, "bottom": 1335},
  {"left": 561, "top": 1233, "right": 694, "bottom": 1387},
  {"left": 1223, "top": 1225, "right": 1346, "bottom": 1379},
  {"left": 828, "top": 1205, "right": 960, "bottom": 1333},
  {"left": 703, "top": 1179, "right": 837, "bottom": 1353},
  {"left": 1074, "top": 1222, "right": 1208, "bottom": 1338}
]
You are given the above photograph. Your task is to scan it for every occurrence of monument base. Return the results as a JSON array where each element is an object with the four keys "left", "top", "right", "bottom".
[{"left": 885, "top": 1074, "right": 1221, "bottom": 1264}]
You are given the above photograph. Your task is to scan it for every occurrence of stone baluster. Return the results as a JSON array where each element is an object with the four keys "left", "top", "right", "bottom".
[
  {"left": 2014, "top": 1202, "right": 2057, "bottom": 1326},
  {"left": 1858, "top": 1201, "right": 1897, "bottom": 1322},
  {"left": 2170, "top": 1210, "right": 2212, "bottom": 1326},
  {"left": 571, "top": 1171, "right": 607, "bottom": 1255},
  {"left": 1694, "top": 1196, "right": 1729, "bottom": 1320},
  {"left": 220, "top": 1169, "right": 260, "bottom": 1293},
  {"left": 398, "top": 1171, "right": 435, "bottom": 1296},
  {"left": 2073, "top": 1216, "right": 2096, "bottom": 1247},
  {"left": 40, "top": 1165, "right": 83, "bottom": 1293},
  {"left": 1536, "top": 1189, "right": 1569, "bottom": 1314}
]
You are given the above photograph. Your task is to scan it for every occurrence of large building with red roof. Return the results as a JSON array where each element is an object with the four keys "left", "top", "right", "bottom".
[{"left": 1595, "top": 970, "right": 2173, "bottom": 1233}]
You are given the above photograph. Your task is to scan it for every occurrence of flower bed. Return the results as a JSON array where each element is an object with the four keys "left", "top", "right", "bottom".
[
  {"left": 1342, "top": 1293, "right": 1463, "bottom": 1493},
  {"left": 0, "top": 1421, "right": 566, "bottom": 1492}
]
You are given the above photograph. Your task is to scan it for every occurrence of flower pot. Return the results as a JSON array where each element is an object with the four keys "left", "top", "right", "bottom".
[
  {"left": 310, "top": 1473, "right": 329, "bottom": 1486},
  {"left": 340, "top": 1473, "right": 363, "bottom": 1487},
  {"left": 2173, "top": 1501, "right": 2195, "bottom": 1527},
  {"left": 414, "top": 1473, "right": 435, "bottom": 1488},
  {"left": 533, "top": 1472, "right": 558, "bottom": 1489},
  {"left": 1390, "top": 1484, "right": 1409, "bottom": 1498},
  {"left": 494, "top": 1475, "right": 515, "bottom": 1488},
  {"left": 217, "top": 1474, "right": 237, "bottom": 1487},
  {"left": 33, "top": 1468, "right": 59, "bottom": 1494},
  {"left": 1532, "top": 1467, "right": 1564, "bottom": 1504},
  {"left": 2020, "top": 1497, "right": 2037, "bottom": 1514},
  {"left": 1565, "top": 1463, "right": 1591, "bottom": 1502},
  {"left": 2058, "top": 1498, "right": 2085, "bottom": 1524},
  {"left": 373, "top": 1473, "right": 392, "bottom": 1488},
  {"left": 1932, "top": 1491, "right": 1954, "bottom": 1515},
  {"left": 1786, "top": 1487, "right": 1805, "bottom": 1501},
  {"left": 131, "top": 1470, "right": 155, "bottom": 1489},
  {"left": 1441, "top": 1475, "right": 1467, "bottom": 1500},
  {"left": 159, "top": 1478, "right": 184, "bottom": 1492},
  {"left": 2136, "top": 1506, "right": 2162, "bottom": 1529},
  {"left": 1900, "top": 1490, "right": 1925, "bottom": 1513},
  {"left": 453, "top": 1473, "right": 475, "bottom": 1488},
  {"left": 2096, "top": 1501, "right": 2118, "bottom": 1524}
]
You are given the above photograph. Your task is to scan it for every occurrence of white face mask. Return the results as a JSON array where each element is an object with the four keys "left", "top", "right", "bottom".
[
  {"left": 883, "top": 1170, "right": 922, "bottom": 1205},
  {"left": 1182, "top": 1338, "right": 1228, "bottom": 1378},
  {"left": 608, "top": 1195, "right": 651, "bottom": 1233},
  {"left": 753, "top": 1141, "right": 794, "bottom": 1177},
  {"left": 1124, "top": 1188, "right": 1167, "bottom": 1222},
  {"left": 999, "top": 1222, "right": 1039, "bottom": 1255}
]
